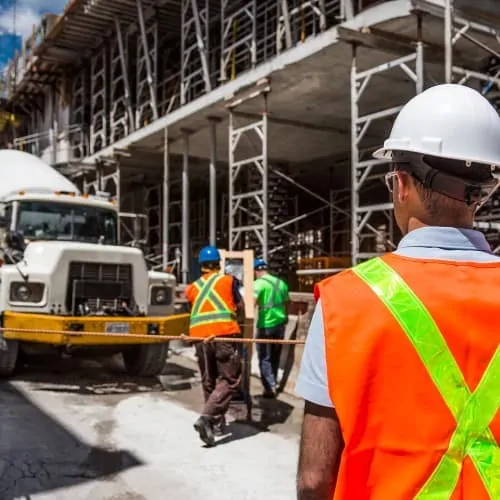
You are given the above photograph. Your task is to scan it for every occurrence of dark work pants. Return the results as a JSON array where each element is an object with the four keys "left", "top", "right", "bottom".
[
  {"left": 195, "top": 336, "right": 242, "bottom": 423},
  {"left": 256, "top": 323, "right": 286, "bottom": 392}
]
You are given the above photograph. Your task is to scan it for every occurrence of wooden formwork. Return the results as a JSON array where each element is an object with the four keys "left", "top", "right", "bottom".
[{"left": 219, "top": 249, "right": 254, "bottom": 419}]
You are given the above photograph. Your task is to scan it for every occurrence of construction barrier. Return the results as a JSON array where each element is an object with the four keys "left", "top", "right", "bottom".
[{"left": 0, "top": 327, "right": 305, "bottom": 345}]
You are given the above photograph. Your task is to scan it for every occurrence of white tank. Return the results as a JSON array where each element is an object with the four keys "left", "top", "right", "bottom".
[{"left": 0, "top": 149, "right": 80, "bottom": 200}]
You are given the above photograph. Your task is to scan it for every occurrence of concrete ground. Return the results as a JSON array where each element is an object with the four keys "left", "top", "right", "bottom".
[{"left": 0, "top": 350, "right": 304, "bottom": 500}]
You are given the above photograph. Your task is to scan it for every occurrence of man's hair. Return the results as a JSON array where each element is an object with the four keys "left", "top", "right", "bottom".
[
  {"left": 413, "top": 178, "right": 474, "bottom": 221},
  {"left": 201, "top": 261, "right": 220, "bottom": 272}
]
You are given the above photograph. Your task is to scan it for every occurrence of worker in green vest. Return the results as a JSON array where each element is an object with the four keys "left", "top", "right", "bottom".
[{"left": 253, "top": 258, "right": 290, "bottom": 398}]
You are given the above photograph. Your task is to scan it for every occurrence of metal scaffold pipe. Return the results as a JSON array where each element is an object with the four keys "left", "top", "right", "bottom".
[
  {"left": 181, "top": 131, "right": 190, "bottom": 284},
  {"left": 162, "top": 127, "right": 169, "bottom": 269},
  {"left": 209, "top": 119, "right": 217, "bottom": 246}
]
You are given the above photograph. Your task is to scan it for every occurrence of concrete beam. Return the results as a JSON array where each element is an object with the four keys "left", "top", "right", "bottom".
[
  {"left": 82, "top": 0, "right": 416, "bottom": 164},
  {"left": 338, "top": 26, "right": 472, "bottom": 67}
]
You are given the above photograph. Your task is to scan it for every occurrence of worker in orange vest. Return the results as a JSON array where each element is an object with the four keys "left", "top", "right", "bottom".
[
  {"left": 295, "top": 84, "right": 500, "bottom": 499},
  {"left": 185, "top": 245, "right": 243, "bottom": 447}
]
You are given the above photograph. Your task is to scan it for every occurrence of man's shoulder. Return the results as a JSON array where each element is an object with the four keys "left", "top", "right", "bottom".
[
  {"left": 254, "top": 276, "right": 268, "bottom": 286},
  {"left": 219, "top": 273, "right": 235, "bottom": 284},
  {"left": 317, "top": 266, "right": 357, "bottom": 292}
]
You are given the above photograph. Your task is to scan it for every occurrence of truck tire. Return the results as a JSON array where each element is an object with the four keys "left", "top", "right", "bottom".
[
  {"left": 0, "top": 338, "right": 19, "bottom": 377},
  {"left": 121, "top": 342, "right": 169, "bottom": 377}
]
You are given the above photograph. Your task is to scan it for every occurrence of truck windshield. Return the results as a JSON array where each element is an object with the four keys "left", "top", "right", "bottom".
[{"left": 17, "top": 201, "right": 118, "bottom": 244}]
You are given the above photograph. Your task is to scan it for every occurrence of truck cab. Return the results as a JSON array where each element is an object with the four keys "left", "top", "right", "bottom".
[
  {"left": 0, "top": 150, "right": 187, "bottom": 377},
  {"left": 0, "top": 191, "right": 175, "bottom": 317}
]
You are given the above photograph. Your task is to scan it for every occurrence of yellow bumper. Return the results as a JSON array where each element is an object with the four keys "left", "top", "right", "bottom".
[{"left": 2, "top": 311, "right": 190, "bottom": 346}]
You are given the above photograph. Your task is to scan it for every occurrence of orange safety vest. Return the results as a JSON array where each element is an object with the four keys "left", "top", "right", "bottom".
[
  {"left": 318, "top": 253, "right": 500, "bottom": 500},
  {"left": 185, "top": 272, "right": 240, "bottom": 338}
]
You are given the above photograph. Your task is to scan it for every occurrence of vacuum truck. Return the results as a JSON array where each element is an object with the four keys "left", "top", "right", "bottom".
[{"left": 0, "top": 149, "right": 188, "bottom": 377}]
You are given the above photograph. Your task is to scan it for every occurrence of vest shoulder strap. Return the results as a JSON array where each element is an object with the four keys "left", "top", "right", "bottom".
[{"left": 260, "top": 275, "right": 286, "bottom": 310}]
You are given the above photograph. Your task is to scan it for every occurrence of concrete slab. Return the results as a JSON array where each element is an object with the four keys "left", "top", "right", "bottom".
[{"left": 0, "top": 354, "right": 302, "bottom": 500}]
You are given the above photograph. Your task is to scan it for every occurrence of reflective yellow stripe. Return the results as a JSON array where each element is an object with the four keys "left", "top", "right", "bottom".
[
  {"left": 353, "top": 257, "right": 500, "bottom": 499},
  {"left": 190, "top": 274, "right": 235, "bottom": 328},
  {"left": 190, "top": 313, "right": 236, "bottom": 328}
]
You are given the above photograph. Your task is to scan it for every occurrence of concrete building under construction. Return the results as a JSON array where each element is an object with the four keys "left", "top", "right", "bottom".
[{"left": 1, "top": 0, "right": 500, "bottom": 290}]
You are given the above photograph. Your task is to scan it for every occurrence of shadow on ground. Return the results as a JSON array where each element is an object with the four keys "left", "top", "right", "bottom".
[
  {"left": 216, "top": 395, "right": 296, "bottom": 445},
  {"left": 0, "top": 383, "right": 142, "bottom": 500},
  {"left": 13, "top": 353, "right": 197, "bottom": 396}
]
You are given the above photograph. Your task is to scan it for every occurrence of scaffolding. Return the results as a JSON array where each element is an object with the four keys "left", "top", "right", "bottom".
[
  {"left": 136, "top": 0, "right": 159, "bottom": 128},
  {"left": 181, "top": 0, "right": 212, "bottom": 104},
  {"left": 90, "top": 47, "right": 108, "bottom": 154},
  {"left": 3, "top": 0, "right": 500, "bottom": 289},
  {"left": 348, "top": 0, "right": 500, "bottom": 263},
  {"left": 70, "top": 65, "right": 88, "bottom": 160},
  {"left": 227, "top": 83, "right": 269, "bottom": 262},
  {"left": 110, "top": 19, "right": 133, "bottom": 142},
  {"left": 348, "top": 16, "right": 424, "bottom": 264}
]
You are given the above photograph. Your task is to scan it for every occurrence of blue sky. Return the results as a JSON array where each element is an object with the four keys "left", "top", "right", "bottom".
[{"left": 0, "top": 0, "right": 67, "bottom": 68}]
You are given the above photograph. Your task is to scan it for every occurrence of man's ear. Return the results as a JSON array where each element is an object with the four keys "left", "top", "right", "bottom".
[{"left": 396, "top": 171, "right": 412, "bottom": 203}]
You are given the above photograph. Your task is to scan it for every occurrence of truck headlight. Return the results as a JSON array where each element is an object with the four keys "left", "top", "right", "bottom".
[
  {"left": 151, "top": 285, "right": 172, "bottom": 306},
  {"left": 10, "top": 282, "right": 45, "bottom": 303}
]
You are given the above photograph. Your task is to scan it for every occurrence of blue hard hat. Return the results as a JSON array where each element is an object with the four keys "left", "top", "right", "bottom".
[
  {"left": 199, "top": 245, "right": 221, "bottom": 264},
  {"left": 254, "top": 258, "right": 268, "bottom": 270}
]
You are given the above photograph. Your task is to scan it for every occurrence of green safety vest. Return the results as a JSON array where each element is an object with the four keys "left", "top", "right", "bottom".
[
  {"left": 353, "top": 257, "right": 500, "bottom": 498},
  {"left": 189, "top": 274, "right": 236, "bottom": 329},
  {"left": 260, "top": 275, "right": 287, "bottom": 310}
]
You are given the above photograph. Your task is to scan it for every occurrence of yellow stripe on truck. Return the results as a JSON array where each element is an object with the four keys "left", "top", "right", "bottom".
[{"left": 2, "top": 312, "right": 190, "bottom": 346}]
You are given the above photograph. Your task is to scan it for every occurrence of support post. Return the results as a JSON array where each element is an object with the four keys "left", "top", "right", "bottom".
[
  {"left": 227, "top": 84, "right": 270, "bottom": 260},
  {"left": 70, "top": 66, "right": 87, "bottom": 159},
  {"left": 181, "top": 0, "right": 211, "bottom": 104},
  {"left": 114, "top": 18, "right": 134, "bottom": 133},
  {"left": 208, "top": 119, "right": 217, "bottom": 246},
  {"left": 50, "top": 89, "right": 58, "bottom": 166},
  {"left": 181, "top": 131, "right": 190, "bottom": 284},
  {"left": 342, "top": 0, "right": 354, "bottom": 20},
  {"left": 220, "top": 0, "right": 257, "bottom": 82},
  {"left": 444, "top": 0, "right": 453, "bottom": 83},
  {"left": 278, "top": 0, "right": 292, "bottom": 53},
  {"left": 350, "top": 45, "right": 359, "bottom": 263},
  {"left": 262, "top": 96, "right": 269, "bottom": 262},
  {"left": 137, "top": 0, "right": 158, "bottom": 121},
  {"left": 89, "top": 46, "right": 107, "bottom": 154},
  {"left": 116, "top": 160, "right": 121, "bottom": 243},
  {"left": 162, "top": 128, "right": 170, "bottom": 269}
]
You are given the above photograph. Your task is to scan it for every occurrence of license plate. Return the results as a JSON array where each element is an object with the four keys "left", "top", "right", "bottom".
[{"left": 105, "top": 322, "right": 130, "bottom": 334}]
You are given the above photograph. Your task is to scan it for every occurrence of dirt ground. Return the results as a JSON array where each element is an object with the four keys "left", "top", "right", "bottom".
[{"left": 0, "top": 350, "right": 304, "bottom": 500}]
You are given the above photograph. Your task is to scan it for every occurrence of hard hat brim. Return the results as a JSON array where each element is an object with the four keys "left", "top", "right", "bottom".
[
  {"left": 373, "top": 147, "right": 390, "bottom": 160},
  {"left": 372, "top": 146, "right": 500, "bottom": 170}
]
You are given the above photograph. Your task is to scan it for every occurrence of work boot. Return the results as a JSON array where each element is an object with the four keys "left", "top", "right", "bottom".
[
  {"left": 213, "top": 417, "right": 227, "bottom": 436},
  {"left": 262, "top": 387, "right": 277, "bottom": 399},
  {"left": 193, "top": 416, "right": 215, "bottom": 447}
]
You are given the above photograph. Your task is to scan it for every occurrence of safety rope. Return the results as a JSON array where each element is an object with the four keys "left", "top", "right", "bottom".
[{"left": 0, "top": 327, "right": 305, "bottom": 345}]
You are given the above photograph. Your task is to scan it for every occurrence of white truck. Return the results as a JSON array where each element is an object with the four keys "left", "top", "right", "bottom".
[{"left": 0, "top": 149, "right": 188, "bottom": 377}]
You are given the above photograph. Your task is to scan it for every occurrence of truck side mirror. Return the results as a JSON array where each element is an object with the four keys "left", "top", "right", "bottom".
[{"left": 6, "top": 231, "right": 25, "bottom": 251}]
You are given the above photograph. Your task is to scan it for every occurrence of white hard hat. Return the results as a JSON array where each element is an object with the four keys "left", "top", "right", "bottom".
[{"left": 373, "top": 84, "right": 500, "bottom": 168}]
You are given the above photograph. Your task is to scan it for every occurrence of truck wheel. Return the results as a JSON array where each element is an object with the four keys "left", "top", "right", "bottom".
[
  {"left": 0, "top": 339, "right": 19, "bottom": 377},
  {"left": 122, "top": 342, "right": 169, "bottom": 377}
]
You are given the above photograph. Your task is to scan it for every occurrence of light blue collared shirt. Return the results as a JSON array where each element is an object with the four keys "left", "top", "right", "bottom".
[{"left": 295, "top": 227, "right": 500, "bottom": 407}]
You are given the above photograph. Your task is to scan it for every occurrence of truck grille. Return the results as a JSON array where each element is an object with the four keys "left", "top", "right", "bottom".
[{"left": 66, "top": 262, "right": 134, "bottom": 313}]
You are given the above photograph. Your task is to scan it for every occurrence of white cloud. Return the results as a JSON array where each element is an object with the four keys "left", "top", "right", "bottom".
[{"left": 0, "top": 0, "right": 67, "bottom": 39}]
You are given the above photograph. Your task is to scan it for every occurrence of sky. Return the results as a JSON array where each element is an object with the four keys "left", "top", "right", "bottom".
[{"left": 0, "top": 0, "right": 67, "bottom": 68}]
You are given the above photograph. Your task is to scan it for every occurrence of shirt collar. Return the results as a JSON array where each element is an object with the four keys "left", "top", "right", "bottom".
[{"left": 397, "top": 226, "right": 492, "bottom": 252}]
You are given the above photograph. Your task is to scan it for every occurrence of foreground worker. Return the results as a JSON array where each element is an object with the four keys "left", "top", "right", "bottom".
[
  {"left": 296, "top": 84, "right": 500, "bottom": 499},
  {"left": 253, "top": 258, "right": 290, "bottom": 397},
  {"left": 185, "top": 245, "right": 243, "bottom": 446}
]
